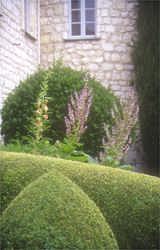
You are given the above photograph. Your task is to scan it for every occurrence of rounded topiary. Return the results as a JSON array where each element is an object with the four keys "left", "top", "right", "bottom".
[
  {"left": 1, "top": 62, "right": 121, "bottom": 156},
  {"left": 0, "top": 170, "right": 118, "bottom": 250},
  {"left": 1, "top": 151, "right": 159, "bottom": 250}
]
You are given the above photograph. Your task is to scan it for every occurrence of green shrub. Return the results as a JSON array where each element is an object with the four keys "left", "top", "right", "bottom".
[
  {"left": 132, "top": 1, "right": 159, "bottom": 174},
  {"left": 1, "top": 170, "right": 118, "bottom": 250},
  {"left": 1, "top": 151, "right": 159, "bottom": 250},
  {"left": 1, "top": 69, "right": 46, "bottom": 144},
  {"left": 1, "top": 62, "right": 121, "bottom": 156}
]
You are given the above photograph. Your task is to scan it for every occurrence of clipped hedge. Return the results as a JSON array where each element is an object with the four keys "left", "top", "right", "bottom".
[
  {"left": 1, "top": 62, "right": 121, "bottom": 156},
  {"left": 1, "top": 151, "right": 159, "bottom": 250},
  {"left": 1, "top": 170, "right": 118, "bottom": 250}
]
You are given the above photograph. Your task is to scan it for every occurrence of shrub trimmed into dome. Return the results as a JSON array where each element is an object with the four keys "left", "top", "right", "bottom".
[
  {"left": 0, "top": 170, "right": 118, "bottom": 250},
  {"left": 1, "top": 151, "right": 159, "bottom": 249}
]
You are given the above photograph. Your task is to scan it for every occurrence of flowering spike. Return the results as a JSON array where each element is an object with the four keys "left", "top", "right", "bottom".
[
  {"left": 65, "top": 83, "right": 93, "bottom": 142},
  {"left": 33, "top": 73, "right": 49, "bottom": 141}
]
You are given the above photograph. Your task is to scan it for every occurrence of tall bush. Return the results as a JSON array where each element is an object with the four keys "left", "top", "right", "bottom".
[
  {"left": 133, "top": 1, "right": 159, "bottom": 174},
  {"left": 1, "top": 62, "right": 121, "bottom": 156}
]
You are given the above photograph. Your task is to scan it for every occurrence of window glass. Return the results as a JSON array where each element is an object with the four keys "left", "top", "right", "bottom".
[
  {"left": 72, "top": 10, "right": 81, "bottom": 22},
  {"left": 71, "top": 0, "right": 80, "bottom": 9},
  {"left": 85, "top": 9, "right": 95, "bottom": 22},
  {"left": 85, "top": 23, "right": 95, "bottom": 35},
  {"left": 85, "top": 0, "right": 95, "bottom": 9},
  {"left": 72, "top": 23, "right": 81, "bottom": 35}
]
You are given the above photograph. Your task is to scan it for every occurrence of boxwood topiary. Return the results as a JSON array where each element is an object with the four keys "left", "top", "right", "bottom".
[
  {"left": 1, "top": 151, "right": 159, "bottom": 250},
  {"left": 0, "top": 170, "right": 118, "bottom": 250},
  {"left": 1, "top": 62, "right": 121, "bottom": 156}
]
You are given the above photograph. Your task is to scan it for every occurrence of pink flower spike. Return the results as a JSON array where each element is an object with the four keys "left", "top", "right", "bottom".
[{"left": 65, "top": 83, "right": 93, "bottom": 141}]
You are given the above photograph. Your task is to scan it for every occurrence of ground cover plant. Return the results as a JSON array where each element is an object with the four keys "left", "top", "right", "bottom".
[
  {"left": 1, "top": 169, "right": 118, "bottom": 250},
  {"left": 1, "top": 151, "right": 159, "bottom": 250},
  {"left": 1, "top": 62, "right": 121, "bottom": 157}
]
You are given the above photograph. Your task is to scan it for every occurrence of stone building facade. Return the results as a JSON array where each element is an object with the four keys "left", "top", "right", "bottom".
[
  {"left": 0, "top": 0, "right": 40, "bottom": 125},
  {"left": 0, "top": 0, "right": 138, "bottom": 129},
  {"left": 40, "top": 0, "right": 138, "bottom": 99}
]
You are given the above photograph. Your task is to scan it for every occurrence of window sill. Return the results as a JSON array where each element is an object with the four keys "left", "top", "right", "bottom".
[{"left": 63, "top": 36, "right": 101, "bottom": 42}]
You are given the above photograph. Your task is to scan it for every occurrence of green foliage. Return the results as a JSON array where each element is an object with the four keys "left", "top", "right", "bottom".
[
  {"left": 53, "top": 137, "right": 95, "bottom": 163},
  {"left": 132, "top": 2, "right": 159, "bottom": 174},
  {"left": 1, "top": 151, "right": 159, "bottom": 249},
  {"left": 1, "top": 170, "right": 118, "bottom": 250},
  {"left": 129, "top": 122, "right": 139, "bottom": 144},
  {"left": 0, "top": 138, "right": 95, "bottom": 163},
  {"left": 102, "top": 146, "right": 133, "bottom": 171},
  {"left": 1, "top": 62, "right": 121, "bottom": 156},
  {"left": 0, "top": 139, "right": 56, "bottom": 156},
  {"left": 1, "top": 69, "right": 46, "bottom": 143}
]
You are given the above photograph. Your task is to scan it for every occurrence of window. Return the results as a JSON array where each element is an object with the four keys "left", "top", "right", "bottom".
[
  {"left": 70, "top": 0, "right": 96, "bottom": 38},
  {"left": 24, "top": 0, "right": 38, "bottom": 39}
]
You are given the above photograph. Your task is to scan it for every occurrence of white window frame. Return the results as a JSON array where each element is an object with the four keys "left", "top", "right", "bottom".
[
  {"left": 24, "top": 0, "right": 39, "bottom": 39},
  {"left": 69, "top": 0, "right": 97, "bottom": 39}
]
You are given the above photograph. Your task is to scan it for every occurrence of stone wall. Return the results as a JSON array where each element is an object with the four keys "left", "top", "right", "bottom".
[
  {"left": 0, "top": 0, "right": 40, "bottom": 128},
  {"left": 40, "top": 0, "right": 138, "bottom": 99}
]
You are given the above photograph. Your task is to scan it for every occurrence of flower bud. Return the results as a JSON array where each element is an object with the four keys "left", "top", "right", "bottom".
[
  {"left": 43, "top": 105, "right": 48, "bottom": 112},
  {"left": 43, "top": 114, "right": 48, "bottom": 120},
  {"left": 36, "top": 109, "right": 41, "bottom": 114}
]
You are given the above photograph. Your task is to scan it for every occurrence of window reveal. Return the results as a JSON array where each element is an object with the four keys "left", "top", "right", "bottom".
[{"left": 24, "top": 0, "right": 38, "bottom": 39}]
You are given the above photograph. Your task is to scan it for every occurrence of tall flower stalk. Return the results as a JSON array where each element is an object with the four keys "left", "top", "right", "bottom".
[
  {"left": 65, "top": 83, "right": 93, "bottom": 142},
  {"left": 34, "top": 74, "right": 49, "bottom": 141},
  {"left": 103, "top": 88, "right": 139, "bottom": 161}
]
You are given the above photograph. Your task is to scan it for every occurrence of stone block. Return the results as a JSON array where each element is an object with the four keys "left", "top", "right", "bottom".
[
  {"left": 101, "top": 9, "right": 109, "bottom": 17},
  {"left": 115, "top": 64, "right": 124, "bottom": 71},
  {"left": 111, "top": 53, "right": 121, "bottom": 62},
  {"left": 87, "top": 63, "right": 99, "bottom": 71},
  {"left": 103, "top": 63, "right": 114, "bottom": 71},
  {"left": 105, "top": 25, "right": 115, "bottom": 33},
  {"left": 113, "top": 0, "right": 127, "bottom": 10},
  {"left": 102, "top": 43, "right": 114, "bottom": 51},
  {"left": 104, "top": 53, "right": 111, "bottom": 61},
  {"left": 94, "top": 57, "right": 104, "bottom": 63}
]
